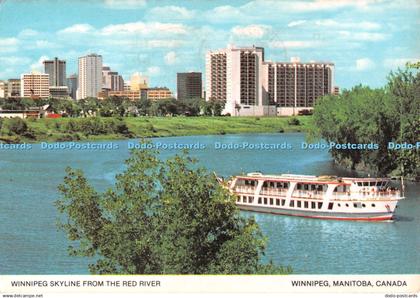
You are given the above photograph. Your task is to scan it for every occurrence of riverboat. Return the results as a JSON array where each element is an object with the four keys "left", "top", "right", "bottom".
[{"left": 225, "top": 173, "right": 404, "bottom": 221}]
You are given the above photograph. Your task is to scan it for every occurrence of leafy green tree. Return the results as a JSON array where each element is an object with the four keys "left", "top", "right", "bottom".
[
  {"left": 311, "top": 65, "right": 419, "bottom": 178},
  {"left": 56, "top": 148, "right": 290, "bottom": 274}
]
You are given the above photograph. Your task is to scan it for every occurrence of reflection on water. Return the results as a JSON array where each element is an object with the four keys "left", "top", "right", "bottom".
[{"left": 0, "top": 133, "right": 418, "bottom": 274}]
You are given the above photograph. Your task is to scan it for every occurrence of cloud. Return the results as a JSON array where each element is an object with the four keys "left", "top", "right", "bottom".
[
  {"left": 384, "top": 58, "right": 419, "bottom": 69},
  {"left": 287, "top": 20, "right": 307, "bottom": 27},
  {"left": 100, "top": 22, "right": 188, "bottom": 36},
  {"left": 0, "top": 38, "right": 19, "bottom": 53},
  {"left": 231, "top": 25, "right": 270, "bottom": 38},
  {"left": 148, "top": 6, "right": 195, "bottom": 20},
  {"left": 164, "top": 51, "right": 177, "bottom": 65},
  {"left": 146, "top": 40, "right": 184, "bottom": 48},
  {"left": 356, "top": 58, "right": 375, "bottom": 71},
  {"left": 339, "top": 31, "right": 388, "bottom": 41},
  {"left": 146, "top": 66, "right": 160, "bottom": 76},
  {"left": 315, "top": 19, "right": 381, "bottom": 30},
  {"left": 58, "top": 24, "right": 94, "bottom": 34},
  {"left": 33, "top": 40, "right": 59, "bottom": 49},
  {"left": 0, "top": 56, "right": 32, "bottom": 66},
  {"left": 18, "top": 29, "right": 39, "bottom": 37},
  {"left": 30, "top": 55, "right": 50, "bottom": 72},
  {"left": 103, "top": 0, "right": 147, "bottom": 9},
  {"left": 270, "top": 40, "right": 324, "bottom": 49}
]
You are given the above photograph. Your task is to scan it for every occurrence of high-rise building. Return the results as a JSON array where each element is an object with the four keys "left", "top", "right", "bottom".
[
  {"left": 102, "top": 66, "right": 124, "bottom": 92},
  {"left": 67, "top": 74, "right": 78, "bottom": 100},
  {"left": 6, "top": 79, "right": 21, "bottom": 98},
  {"left": 264, "top": 59, "right": 334, "bottom": 115},
  {"left": 130, "top": 72, "right": 149, "bottom": 91},
  {"left": 206, "top": 45, "right": 269, "bottom": 116},
  {"left": 20, "top": 72, "right": 50, "bottom": 99},
  {"left": 177, "top": 72, "right": 202, "bottom": 100},
  {"left": 43, "top": 57, "right": 66, "bottom": 87},
  {"left": 76, "top": 53, "right": 103, "bottom": 100},
  {"left": 0, "top": 81, "right": 7, "bottom": 98},
  {"left": 206, "top": 45, "right": 334, "bottom": 116}
]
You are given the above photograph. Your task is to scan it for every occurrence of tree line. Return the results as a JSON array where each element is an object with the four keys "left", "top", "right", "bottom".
[
  {"left": 0, "top": 96, "right": 226, "bottom": 117},
  {"left": 311, "top": 65, "right": 419, "bottom": 178}
]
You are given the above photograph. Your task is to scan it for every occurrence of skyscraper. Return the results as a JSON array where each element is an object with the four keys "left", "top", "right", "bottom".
[
  {"left": 177, "top": 72, "right": 202, "bottom": 100},
  {"left": 67, "top": 74, "right": 78, "bottom": 100},
  {"left": 76, "top": 54, "right": 103, "bottom": 100},
  {"left": 43, "top": 57, "right": 66, "bottom": 87},
  {"left": 102, "top": 66, "right": 124, "bottom": 91},
  {"left": 206, "top": 45, "right": 267, "bottom": 116}
]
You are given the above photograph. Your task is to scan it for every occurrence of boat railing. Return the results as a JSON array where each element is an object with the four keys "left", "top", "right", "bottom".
[
  {"left": 332, "top": 191, "right": 401, "bottom": 201},
  {"left": 260, "top": 187, "right": 288, "bottom": 196},
  {"left": 234, "top": 186, "right": 257, "bottom": 194}
]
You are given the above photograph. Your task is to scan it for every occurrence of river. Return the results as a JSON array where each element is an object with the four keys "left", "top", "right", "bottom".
[{"left": 0, "top": 133, "right": 418, "bottom": 274}]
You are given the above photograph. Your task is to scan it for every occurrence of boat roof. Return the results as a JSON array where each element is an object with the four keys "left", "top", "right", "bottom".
[{"left": 240, "top": 172, "right": 390, "bottom": 183}]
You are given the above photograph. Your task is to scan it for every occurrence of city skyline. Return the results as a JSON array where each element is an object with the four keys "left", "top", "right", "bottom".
[{"left": 0, "top": 0, "right": 419, "bottom": 93}]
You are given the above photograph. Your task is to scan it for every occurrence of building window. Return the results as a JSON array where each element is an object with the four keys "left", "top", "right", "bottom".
[
  {"left": 289, "top": 200, "right": 295, "bottom": 207},
  {"left": 328, "top": 202, "right": 334, "bottom": 210}
]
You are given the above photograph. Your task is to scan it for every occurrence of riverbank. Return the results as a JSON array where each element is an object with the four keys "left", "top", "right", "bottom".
[{"left": 0, "top": 116, "right": 312, "bottom": 143}]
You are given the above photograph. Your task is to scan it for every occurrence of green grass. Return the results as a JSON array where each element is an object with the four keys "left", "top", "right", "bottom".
[{"left": 17, "top": 116, "right": 313, "bottom": 143}]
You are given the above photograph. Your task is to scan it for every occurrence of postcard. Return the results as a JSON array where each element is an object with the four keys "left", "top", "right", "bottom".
[{"left": 0, "top": 0, "right": 419, "bottom": 297}]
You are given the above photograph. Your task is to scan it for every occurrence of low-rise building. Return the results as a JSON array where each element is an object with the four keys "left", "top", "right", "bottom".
[
  {"left": 108, "top": 90, "right": 140, "bottom": 101},
  {"left": 141, "top": 87, "right": 173, "bottom": 101}
]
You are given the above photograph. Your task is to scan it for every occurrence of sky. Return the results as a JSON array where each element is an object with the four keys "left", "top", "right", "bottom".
[{"left": 0, "top": 0, "right": 419, "bottom": 93}]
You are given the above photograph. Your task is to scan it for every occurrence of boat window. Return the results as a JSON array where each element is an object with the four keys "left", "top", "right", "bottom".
[
  {"left": 317, "top": 185, "right": 323, "bottom": 191},
  {"left": 363, "top": 182, "right": 369, "bottom": 186},
  {"left": 311, "top": 184, "right": 316, "bottom": 190},
  {"left": 357, "top": 182, "right": 362, "bottom": 186},
  {"left": 304, "top": 184, "right": 309, "bottom": 191},
  {"left": 333, "top": 186, "right": 338, "bottom": 192},
  {"left": 237, "top": 196, "right": 240, "bottom": 202},
  {"left": 258, "top": 197, "right": 262, "bottom": 204},
  {"left": 311, "top": 202, "right": 316, "bottom": 209},
  {"left": 346, "top": 203, "right": 349, "bottom": 207},
  {"left": 263, "top": 181, "right": 267, "bottom": 187},
  {"left": 281, "top": 199, "right": 286, "bottom": 206},
  {"left": 270, "top": 198, "right": 274, "bottom": 205},
  {"left": 248, "top": 196, "right": 254, "bottom": 203},
  {"left": 289, "top": 200, "right": 295, "bottom": 207},
  {"left": 297, "top": 184, "right": 302, "bottom": 190},
  {"left": 353, "top": 203, "right": 359, "bottom": 208},
  {"left": 297, "top": 201, "right": 301, "bottom": 208},
  {"left": 304, "top": 201, "right": 309, "bottom": 208},
  {"left": 269, "top": 182, "right": 275, "bottom": 188},
  {"left": 276, "top": 199, "right": 280, "bottom": 206},
  {"left": 338, "top": 203, "right": 341, "bottom": 207},
  {"left": 243, "top": 196, "right": 247, "bottom": 203},
  {"left": 362, "top": 204, "right": 366, "bottom": 207},
  {"left": 328, "top": 202, "right": 334, "bottom": 210},
  {"left": 264, "top": 198, "right": 267, "bottom": 205},
  {"left": 318, "top": 202, "right": 323, "bottom": 209},
  {"left": 371, "top": 203, "right": 375, "bottom": 207}
]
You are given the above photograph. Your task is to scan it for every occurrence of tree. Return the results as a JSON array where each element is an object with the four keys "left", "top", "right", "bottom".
[{"left": 56, "top": 147, "right": 290, "bottom": 274}]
